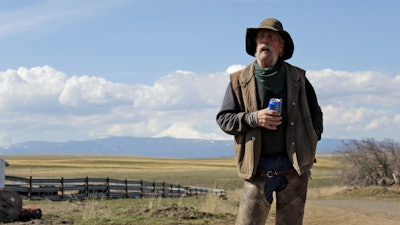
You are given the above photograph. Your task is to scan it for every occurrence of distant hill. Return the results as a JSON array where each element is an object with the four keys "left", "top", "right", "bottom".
[{"left": 0, "top": 136, "right": 343, "bottom": 158}]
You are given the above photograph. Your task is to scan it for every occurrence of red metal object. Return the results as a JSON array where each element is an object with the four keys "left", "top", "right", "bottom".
[{"left": 19, "top": 205, "right": 42, "bottom": 221}]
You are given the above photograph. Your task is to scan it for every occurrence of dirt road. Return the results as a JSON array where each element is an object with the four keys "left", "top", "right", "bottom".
[{"left": 266, "top": 199, "right": 400, "bottom": 225}]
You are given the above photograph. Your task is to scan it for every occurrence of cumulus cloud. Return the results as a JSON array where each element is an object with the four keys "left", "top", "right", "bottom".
[
  {"left": 307, "top": 69, "right": 400, "bottom": 107},
  {"left": 0, "top": 65, "right": 399, "bottom": 146},
  {"left": 307, "top": 69, "right": 400, "bottom": 140},
  {"left": 0, "top": 66, "right": 230, "bottom": 146},
  {"left": 59, "top": 75, "right": 135, "bottom": 107}
]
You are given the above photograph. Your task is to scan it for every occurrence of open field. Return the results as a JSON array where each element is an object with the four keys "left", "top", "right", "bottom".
[
  {"left": 3, "top": 155, "right": 241, "bottom": 190},
  {"left": 2, "top": 154, "right": 400, "bottom": 225}
]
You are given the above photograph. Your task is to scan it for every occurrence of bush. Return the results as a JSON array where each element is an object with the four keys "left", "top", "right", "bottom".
[{"left": 337, "top": 138, "right": 400, "bottom": 186}]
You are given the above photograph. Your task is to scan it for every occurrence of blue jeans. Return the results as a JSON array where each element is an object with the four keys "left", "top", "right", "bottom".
[{"left": 258, "top": 156, "right": 292, "bottom": 204}]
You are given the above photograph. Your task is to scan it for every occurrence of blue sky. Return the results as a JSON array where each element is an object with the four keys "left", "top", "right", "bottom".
[{"left": 1, "top": 0, "right": 400, "bottom": 147}]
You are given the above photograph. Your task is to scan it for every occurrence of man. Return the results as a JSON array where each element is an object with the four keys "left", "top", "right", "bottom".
[{"left": 216, "top": 18, "right": 323, "bottom": 225}]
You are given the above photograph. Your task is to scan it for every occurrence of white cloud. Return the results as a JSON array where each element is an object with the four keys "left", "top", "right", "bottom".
[
  {"left": 308, "top": 69, "right": 400, "bottom": 140},
  {"left": 307, "top": 69, "right": 400, "bottom": 107},
  {"left": 59, "top": 75, "right": 135, "bottom": 107},
  {"left": 365, "top": 116, "right": 391, "bottom": 131},
  {"left": 0, "top": 66, "right": 231, "bottom": 145},
  {"left": 0, "top": 66, "right": 66, "bottom": 111},
  {"left": 0, "top": 132, "right": 16, "bottom": 146},
  {"left": 395, "top": 114, "right": 400, "bottom": 123},
  {"left": 0, "top": 65, "right": 399, "bottom": 146},
  {"left": 226, "top": 64, "right": 245, "bottom": 74}
]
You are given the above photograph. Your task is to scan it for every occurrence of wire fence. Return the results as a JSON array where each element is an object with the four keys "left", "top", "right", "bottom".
[{"left": 5, "top": 175, "right": 225, "bottom": 201}]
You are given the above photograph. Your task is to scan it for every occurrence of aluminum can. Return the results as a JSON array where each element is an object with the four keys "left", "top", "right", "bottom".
[{"left": 268, "top": 98, "right": 282, "bottom": 113}]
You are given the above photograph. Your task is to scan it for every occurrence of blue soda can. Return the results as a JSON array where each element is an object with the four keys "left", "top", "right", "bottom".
[{"left": 268, "top": 98, "right": 282, "bottom": 113}]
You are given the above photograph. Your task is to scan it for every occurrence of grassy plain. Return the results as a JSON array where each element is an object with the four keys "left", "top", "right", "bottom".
[
  {"left": 3, "top": 154, "right": 241, "bottom": 190},
  {"left": 2, "top": 154, "right": 400, "bottom": 225}
]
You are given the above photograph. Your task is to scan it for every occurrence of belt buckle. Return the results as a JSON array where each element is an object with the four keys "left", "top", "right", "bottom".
[{"left": 266, "top": 170, "right": 277, "bottom": 178}]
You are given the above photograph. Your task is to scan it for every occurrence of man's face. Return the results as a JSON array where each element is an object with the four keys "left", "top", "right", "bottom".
[{"left": 255, "top": 29, "right": 284, "bottom": 68}]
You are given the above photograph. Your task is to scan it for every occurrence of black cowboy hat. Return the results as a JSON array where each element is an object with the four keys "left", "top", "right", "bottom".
[{"left": 246, "top": 18, "right": 294, "bottom": 60}]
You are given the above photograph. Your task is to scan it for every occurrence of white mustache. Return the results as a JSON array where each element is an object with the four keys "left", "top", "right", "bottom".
[{"left": 258, "top": 44, "right": 272, "bottom": 52}]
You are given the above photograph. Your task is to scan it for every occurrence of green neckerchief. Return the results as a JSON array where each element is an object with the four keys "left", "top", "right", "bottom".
[{"left": 254, "top": 59, "right": 285, "bottom": 94}]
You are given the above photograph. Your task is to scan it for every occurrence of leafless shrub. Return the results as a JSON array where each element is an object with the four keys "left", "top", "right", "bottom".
[{"left": 336, "top": 138, "right": 400, "bottom": 186}]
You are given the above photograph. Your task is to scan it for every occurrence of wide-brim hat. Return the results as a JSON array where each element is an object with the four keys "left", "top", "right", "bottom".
[{"left": 246, "top": 18, "right": 294, "bottom": 60}]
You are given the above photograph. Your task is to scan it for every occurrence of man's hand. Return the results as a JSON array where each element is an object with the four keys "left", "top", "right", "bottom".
[{"left": 256, "top": 108, "right": 282, "bottom": 130}]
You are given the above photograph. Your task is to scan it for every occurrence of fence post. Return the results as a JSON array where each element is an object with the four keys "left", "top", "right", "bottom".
[
  {"left": 162, "top": 182, "right": 166, "bottom": 198},
  {"left": 153, "top": 181, "right": 156, "bottom": 197},
  {"left": 106, "top": 177, "right": 110, "bottom": 198},
  {"left": 140, "top": 179, "right": 143, "bottom": 198},
  {"left": 28, "top": 176, "right": 32, "bottom": 199},
  {"left": 125, "top": 179, "right": 128, "bottom": 198},
  {"left": 85, "top": 176, "right": 89, "bottom": 198},
  {"left": 61, "top": 177, "right": 64, "bottom": 199}
]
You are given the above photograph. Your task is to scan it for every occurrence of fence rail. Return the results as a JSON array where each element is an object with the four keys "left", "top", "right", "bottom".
[{"left": 5, "top": 175, "right": 225, "bottom": 201}]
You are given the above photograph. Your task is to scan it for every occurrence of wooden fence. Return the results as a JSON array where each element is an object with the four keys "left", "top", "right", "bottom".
[{"left": 5, "top": 175, "right": 225, "bottom": 201}]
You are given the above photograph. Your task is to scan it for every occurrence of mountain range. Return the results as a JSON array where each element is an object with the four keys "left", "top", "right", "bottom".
[{"left": 0, "top": 136, "right": 344, "bottom": 158}]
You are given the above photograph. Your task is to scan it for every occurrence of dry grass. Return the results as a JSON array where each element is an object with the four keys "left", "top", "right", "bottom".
[
  {"left": 308, "top": 185, "right": 350, "bottom": 199},
  {"left": 3, "top": 154, "right": 400, "bottom": 224},
  {"left": 3, "top": 155, "right": 239, "bottom": 188}
]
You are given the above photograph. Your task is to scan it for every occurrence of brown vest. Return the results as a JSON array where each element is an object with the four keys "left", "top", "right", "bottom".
[{"left": 230, "top": 61, "right": 318, "bottom": 179}]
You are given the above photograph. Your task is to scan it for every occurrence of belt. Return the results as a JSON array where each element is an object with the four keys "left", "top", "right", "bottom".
[
  {"left": 257, "top": 168, "right": 296, "bottom": 178},
  {"left": 262, "top": 152, "right": 287, "bottom": 158}
]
